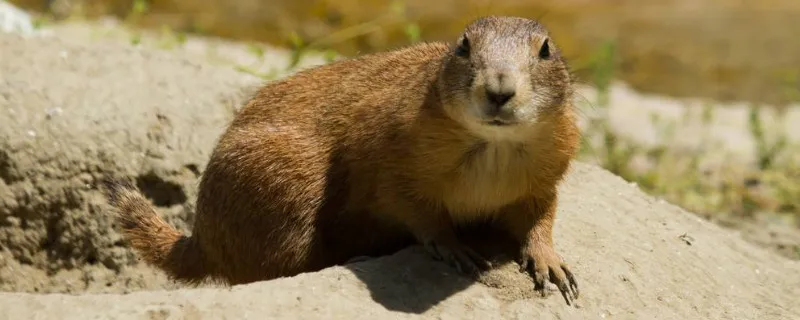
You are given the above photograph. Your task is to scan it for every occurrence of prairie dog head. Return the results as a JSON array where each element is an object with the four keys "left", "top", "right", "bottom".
[{"left": 438, "top": 16, "right": 572, "bottom": 140}]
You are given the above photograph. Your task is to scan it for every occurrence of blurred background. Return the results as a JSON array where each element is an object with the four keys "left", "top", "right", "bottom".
[
  {"left": 10, "top": 0, "right": 800, "bottom": 105},
  {"left": 1, "top": 0, "right": 799, "bottom": 292}
]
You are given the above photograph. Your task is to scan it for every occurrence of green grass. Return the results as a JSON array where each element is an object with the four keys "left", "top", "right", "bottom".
[
  {"left": 577, "top": 40, "right": 800, "bottom": 257},
  {"left": 283, "top": 0, "right": 420, "bottom": 69}
]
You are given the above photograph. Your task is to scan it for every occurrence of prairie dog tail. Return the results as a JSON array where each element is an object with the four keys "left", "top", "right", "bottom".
[{"left": 103, "top": 179, "right": 209, "bottom": 284}]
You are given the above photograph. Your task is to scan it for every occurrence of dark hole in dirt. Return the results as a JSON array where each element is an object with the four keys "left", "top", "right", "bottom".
[
  {"left": 743, "top": 178, "right": 760, "bottom": 187},
  {"left": 184, "top": 164, "right": 200, "bottom": 176},
  {"left": 42, "top": 217, "right": 60, "bottom": 260},
  {"left": 0, "top": 150, "right": 16, "bottom": 182},
  {"left": 86, "top": 255, "right": 98, "bottom": 265},
  {"left": 135, "top": 172, "right": 187, "bottom": 207}
]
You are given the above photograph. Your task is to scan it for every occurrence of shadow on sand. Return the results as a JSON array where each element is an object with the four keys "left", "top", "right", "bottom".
[{"left": 343, "top": 225, "right": 530, "bottom": 314}]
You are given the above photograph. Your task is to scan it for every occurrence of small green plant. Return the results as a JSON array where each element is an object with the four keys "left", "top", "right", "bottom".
[
  {"left": 577, "top": 38, "right": 639, "bottom": 181},
  {"left": 748, "top": 106, "right": 788, "bottom": 170},
  {"left": 247, "top": 43, "right": 266, "bottom": 59},
  {"left": 125, "top": 0, "right": 150, "bottom": 46},
  {"left": 156, "top": 25, "right": 188, "bottom": 49},
  {"left": 130, "top": 0, "right": 149, "bottom": 19},
  {"left": 590, "top": 39, "right": 618, "bottom": 108},
  {"left": 287, "top": 31, "right": 306, "bottom": 69},
  {"left": 701, "top": 102, "right": 715, "bottom": 124},
  {"left": 323, "top": 49, "right": 339, "bottom": 63},
  {"left": 404, "top": 23, "right": 422, "bottom": 43},
  {"left": 778, "top": 70, "right": 800, "bottom": 103},
  {"left": 284, "top": 0, "right": 414, "bottom": 70},
  {"left": 32, "top": 16, "right": 51, "bottom": 30},
  {"left": 130, "top": 33, "right": 142, "bottom": 46},
  {"left": 233, "top": 65, "right": 279, "bottom": 80}
]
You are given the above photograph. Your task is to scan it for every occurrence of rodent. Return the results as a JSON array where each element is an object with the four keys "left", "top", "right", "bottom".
[{"left": 105, "top": 16, "right": 581, "bottom": 305}]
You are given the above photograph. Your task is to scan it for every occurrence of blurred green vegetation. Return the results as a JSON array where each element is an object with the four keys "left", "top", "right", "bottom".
[
  {"left": 575, "top": 39, "right": 800, "bottom": 258},
  {"left": 11, "top": 0, "right": 800, "bottom": 106}
]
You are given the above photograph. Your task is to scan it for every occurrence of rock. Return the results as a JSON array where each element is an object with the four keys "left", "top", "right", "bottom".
[{"left": 0, "top": 0, "right": 39, "bottom": 36}]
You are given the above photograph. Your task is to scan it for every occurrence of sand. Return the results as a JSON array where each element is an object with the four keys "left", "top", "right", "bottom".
[{"left": 0, "top": 19, "right": 799, "bottom": 320}]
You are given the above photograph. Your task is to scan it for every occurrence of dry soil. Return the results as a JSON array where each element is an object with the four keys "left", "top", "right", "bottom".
[{"left": 0, "top": 23, "right": 799, "bottom": 320}]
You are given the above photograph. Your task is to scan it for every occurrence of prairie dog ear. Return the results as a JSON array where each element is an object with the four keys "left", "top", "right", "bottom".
[
  {"left": 536, "top": 36, "right": 552, "bottom": 60},
  {"left": 455, "top": 34, "right": 471, "bottom": 58}
]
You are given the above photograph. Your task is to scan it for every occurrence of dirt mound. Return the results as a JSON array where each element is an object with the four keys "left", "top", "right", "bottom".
[
  {"left": 0, "top": 21, "right": 799, "bottom": 319},
  {"left": 1, "top": 162, "right": 799, "bottom": 319},
  {"left": 0, "top": 31, "right": 259, "bottom": 293}
]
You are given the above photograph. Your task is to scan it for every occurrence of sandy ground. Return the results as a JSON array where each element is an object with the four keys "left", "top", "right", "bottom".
[
  {"left": 1, "top": 15, "right": 800, "bottom": 320},
  {"left": 2, "top": 161, "right": 799, "bottom": 319},
  {"left": 0, "top": 28, "right": 259, "bottom": 293}
]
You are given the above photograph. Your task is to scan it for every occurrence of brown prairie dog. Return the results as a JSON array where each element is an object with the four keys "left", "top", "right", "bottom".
[{"left": 106, "top": 16, "right": 581, "bottom": 305}]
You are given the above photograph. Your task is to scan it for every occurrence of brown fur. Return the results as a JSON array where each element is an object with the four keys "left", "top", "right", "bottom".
[{"left": 106, "top": 16, "right": 581, "bottom": 305}]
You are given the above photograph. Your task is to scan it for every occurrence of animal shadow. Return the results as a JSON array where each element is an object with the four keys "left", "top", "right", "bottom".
[{"left": 343, "top": 224, "right": 522, "bottom": 314}]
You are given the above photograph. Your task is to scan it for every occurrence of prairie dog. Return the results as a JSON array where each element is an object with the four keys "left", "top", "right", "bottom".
[{"left": 106, "top": 16, "right": 581, "bottom": 305}]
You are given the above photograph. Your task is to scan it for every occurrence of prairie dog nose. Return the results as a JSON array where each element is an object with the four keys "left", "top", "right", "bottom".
[
  {"left": 486, "top": 89, "right": 515, "bottom": 107},
  {"left": 484, "top": 69, "right": 517, "bottom": 115},
  {"left": 485, "top": 72, "right": 517, "bottom": 117}
]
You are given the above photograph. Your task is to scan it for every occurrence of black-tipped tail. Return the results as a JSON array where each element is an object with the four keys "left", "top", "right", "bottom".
[{"left": 102, "top": 177, "right": 209, "bottom": 284}]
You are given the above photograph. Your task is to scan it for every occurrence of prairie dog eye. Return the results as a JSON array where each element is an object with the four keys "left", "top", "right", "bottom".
[
  {"left": 456, "top": 36, "right": 470, "bottom": 58},
  {"left": 538, "top": 37, "right": 551, "bottom": 60}
]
